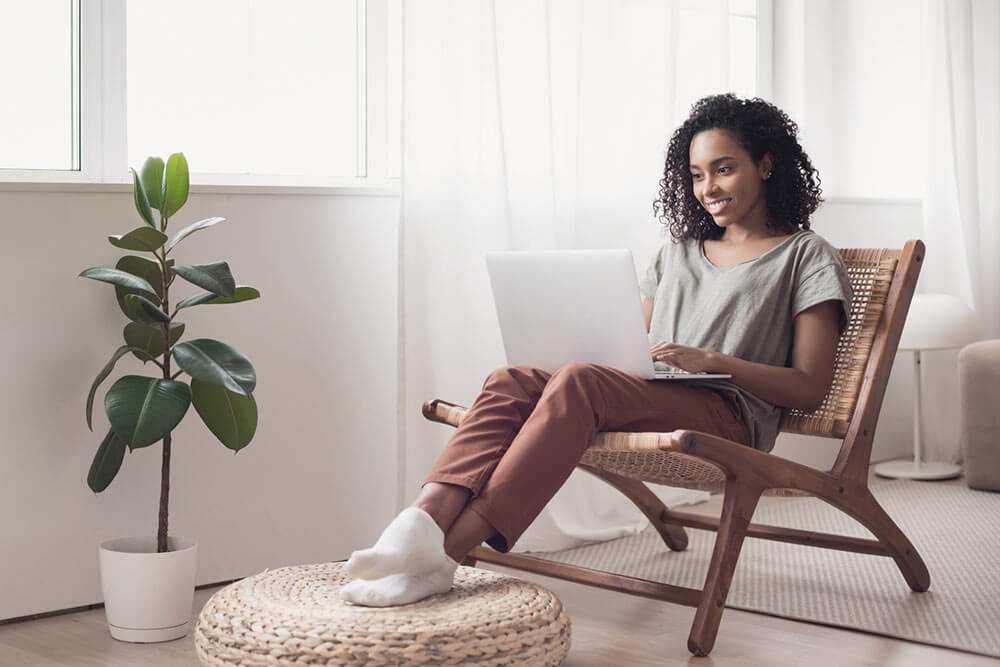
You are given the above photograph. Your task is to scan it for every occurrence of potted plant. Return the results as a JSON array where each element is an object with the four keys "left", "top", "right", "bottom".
[{"left": 81, "top": 153, "right": 260, "bottom": 642}]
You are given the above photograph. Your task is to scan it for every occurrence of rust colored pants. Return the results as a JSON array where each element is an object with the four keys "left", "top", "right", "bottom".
[{"left": 422, "top": 362, "right": 751, "bottom": 553}]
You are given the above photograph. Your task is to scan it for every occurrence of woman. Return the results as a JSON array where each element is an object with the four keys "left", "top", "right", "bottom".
[{"left": 340, "top": 94, "right": 852, "bottom": 607}]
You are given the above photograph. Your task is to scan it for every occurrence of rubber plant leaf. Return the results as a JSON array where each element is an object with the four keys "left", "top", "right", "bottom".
[
  {"left": 164, "top": 153, "right": 189, "bottom": 218},
  {"left": 139, "top": 156, "right": 165, "bottom": 212},
  {"left": 123, "top": 321, "right": 185, "bottom": 361},
  {"left": 86, "top": 345, "right": 154, "bottom": 431},
  {"left": 105, "top": 375, "right": 191, "bottom": 450},
  {"left": 191, "top": 378, "right": 258, "bottom": 451},
  {"left": 87, "top": 428, "right": 128, "bottom": 493},
  {"left": 175, "top": 286, "right": 260, "bottom": 312},
  {"left": 172, "top": 339, "right": 255, "bottom": 395},
  {"left": 121, "top": 294, "right": 157, "bottom": 324},
  {"left": 172, "top": 262, "right": 236, "bottom": 298},
  {"left": 80, "top": 267, "right": 157, "bottom": 296},
  {"left": 123, "top": 294, "right": 170, "bottom": 324},
  {"left": 131, "top": 168, "right": 156, "bottom": 228},
  {"left": 113, "top": 255, "right": 163, "bottom": 321},
  {"left": 108, "top": 226, "right": 169, "bottom": 253},
  {"left": 166, "top": 217, "right": 225, "bottom": 253}
]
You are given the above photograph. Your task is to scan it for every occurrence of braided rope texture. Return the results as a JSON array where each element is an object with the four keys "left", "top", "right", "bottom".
[
  {"left": 195, "top": 563, "right": 571, "bottom": 666},
  {"left": 581, "top": 443, "right": 727, "bottom": 493}
]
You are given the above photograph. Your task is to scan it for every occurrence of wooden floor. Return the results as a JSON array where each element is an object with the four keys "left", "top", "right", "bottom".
[{"left": 2, "top": 472, "right": 994, "bottom": 666}]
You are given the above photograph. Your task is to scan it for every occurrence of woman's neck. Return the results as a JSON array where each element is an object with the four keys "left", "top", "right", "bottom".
[
  {"left": 718, "top": 225, "right": 787, "bottom": 244},
  {"left": 716, "top": 200, "right": 784, "bottom": 244}
]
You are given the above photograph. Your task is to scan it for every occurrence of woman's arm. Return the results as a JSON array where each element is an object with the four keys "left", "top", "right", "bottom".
[
  {"left": 651, "top": 300, "right": 841, "bottom": 411},
  {"left": 642, "top": 297, "right": 654, "bottom": 332}
]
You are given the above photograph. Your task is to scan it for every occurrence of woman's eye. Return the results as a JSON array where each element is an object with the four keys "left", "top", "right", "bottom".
[
  {"left": 718, "top": 166, "right": 730, "bottom": 174},
  {"left": 690, "top": 173, "right": 702, "bottom": 181}
]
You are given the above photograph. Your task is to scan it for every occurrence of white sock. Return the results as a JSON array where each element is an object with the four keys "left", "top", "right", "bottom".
[
  {"left": 345, "top": 506, "right": 450, "bottom": 580},
  {"left": 340, "top": 557, "right": 459, "bottom": 607}
]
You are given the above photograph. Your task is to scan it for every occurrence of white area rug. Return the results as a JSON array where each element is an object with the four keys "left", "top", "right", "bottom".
[{"left": 527, "top": 479, "right": 1000, "bottom": 657}]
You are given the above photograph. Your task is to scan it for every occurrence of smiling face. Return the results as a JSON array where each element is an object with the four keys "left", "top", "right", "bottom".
[{"left": 688, "top": 128, "right": 773, "bottom": 233}]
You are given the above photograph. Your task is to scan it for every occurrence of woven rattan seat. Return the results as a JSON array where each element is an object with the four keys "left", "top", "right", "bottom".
[
  {"left": 424, "top": 242, "right": 930, "bottom": 656},
  {"left": 195, "top": 562, "right": 570, "bottom": 666}
]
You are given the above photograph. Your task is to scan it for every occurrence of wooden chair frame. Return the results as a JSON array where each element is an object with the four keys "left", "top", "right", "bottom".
[{"left": 422, "top": 240, "right": 928, "bottom": 656}]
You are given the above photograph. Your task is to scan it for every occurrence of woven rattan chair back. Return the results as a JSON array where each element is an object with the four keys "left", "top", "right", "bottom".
[{"left": 782, "top": 248, "right": 897, "bottom": 439}]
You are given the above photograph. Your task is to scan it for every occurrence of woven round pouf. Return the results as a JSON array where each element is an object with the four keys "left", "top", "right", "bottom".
[{"left": 195, "top": 562, "right": 571, "bottom": 666}]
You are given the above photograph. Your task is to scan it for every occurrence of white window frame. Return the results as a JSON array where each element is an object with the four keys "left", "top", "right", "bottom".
[{"left": 1, "top": 0, "right": 399, "bottom": 194}]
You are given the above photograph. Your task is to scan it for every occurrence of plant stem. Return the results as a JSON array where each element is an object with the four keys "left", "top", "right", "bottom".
[
  {"left": 157, "top": 226, "right": 172, "bottom": 554},
  {"left": 158, "top": 432, "right": 171, "bottom": 553}
]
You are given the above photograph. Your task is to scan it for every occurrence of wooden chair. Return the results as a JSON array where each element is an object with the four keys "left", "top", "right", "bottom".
[{"left": 422, "top": 240, "right": 929, "bottom": 657}]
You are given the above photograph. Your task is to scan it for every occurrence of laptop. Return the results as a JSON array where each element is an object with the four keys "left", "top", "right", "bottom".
[{"left": 485, "top": 249, "right": 732, "bottom": 381}]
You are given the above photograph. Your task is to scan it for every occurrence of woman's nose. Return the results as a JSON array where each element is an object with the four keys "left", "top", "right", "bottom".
[{"left": 702, "top": 175, "right": 718, "bottom": 195}]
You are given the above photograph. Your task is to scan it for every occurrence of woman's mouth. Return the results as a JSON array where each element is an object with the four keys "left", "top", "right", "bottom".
[{"left": 705, "top": 198, "right": 732, "bottom": 215}]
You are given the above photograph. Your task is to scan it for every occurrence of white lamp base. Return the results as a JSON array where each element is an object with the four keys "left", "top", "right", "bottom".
[{"left": 873, "top": 459, "right": 962, "bottom": 480}]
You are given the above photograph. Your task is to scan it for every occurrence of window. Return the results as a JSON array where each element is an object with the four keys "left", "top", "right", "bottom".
[
  {"left": 128, "top": 1, "right": 358, "bottom": 181},
  {"left": 774, "top": 0, "right": 924, "bottom": 200},
  {"left": 674, "top": 0, "right": 768, "bottom": 109},
  {"left": 826, "top": 0, "right": 924, "bottom": 199},
  {"left": 0, "top": 0, "right": 80, "bottom": 171},
  {"left": 1, "top": 0, "right": 399, "bottom": 186},
  {"left": 621, "top": 0, "right": 769, "bottom": 127}
]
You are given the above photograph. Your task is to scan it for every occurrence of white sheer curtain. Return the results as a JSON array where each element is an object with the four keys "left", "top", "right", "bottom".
[
  {"left": 398, "top": 0, "right": 741, "bottom": 552},
  {"left": 921, "top": 0, "right": 1000, "bottom": 338}
]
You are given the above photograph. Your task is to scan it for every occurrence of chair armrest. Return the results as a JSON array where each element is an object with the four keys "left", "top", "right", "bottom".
[
  {"left": 667, "top": 430, "right": 860, "bottom": 498},
  {"left": 422, "top": 399, "right": 468, "bottom": 427}
]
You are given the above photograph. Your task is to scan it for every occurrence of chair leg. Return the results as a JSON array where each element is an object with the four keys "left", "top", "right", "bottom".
[
  {"left": 687, "top": 480, "right": 762, "bottom": 657},
  {"left": 579, "top": 464, "right": 688, "bottom": 551},
  {"left": 824, "top": 487, "right": 930, "bottom": 592}
]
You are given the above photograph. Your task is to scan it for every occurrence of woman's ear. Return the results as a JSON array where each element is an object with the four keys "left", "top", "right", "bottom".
[{"left": 760, "top": 153, "right": 775, "bottom": 180}]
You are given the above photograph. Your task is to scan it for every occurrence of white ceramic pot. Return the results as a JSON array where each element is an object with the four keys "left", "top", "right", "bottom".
[{"left": 98, "top": 536, "right": 198, "bottom": 643}]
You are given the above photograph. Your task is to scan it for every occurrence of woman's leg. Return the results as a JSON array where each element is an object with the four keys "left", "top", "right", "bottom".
[
  {"left": 418, "top": 365, "right": 555, "bottom": 520},
  {"left": 411, "top": 482, "right": 471, "bottom": 532},
  {"left": 342, "top": 363, "right": 748, "bottom": 605},
  {"left": 443, "top": 505, "right": 497, "bottom": 563},
  {"left": 340, "top": 366, "right": 551, "bottom": 605},
  {"left": 348, "top": 365, "right": 551, "bottom": 569},
  {"left": 463, "top": 362, "right": 750, "bottom": 555}
]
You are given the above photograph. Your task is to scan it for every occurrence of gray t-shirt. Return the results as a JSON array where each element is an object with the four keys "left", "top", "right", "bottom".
[{"left": 638, "top": 229, "right": 853, "bottom": 452}]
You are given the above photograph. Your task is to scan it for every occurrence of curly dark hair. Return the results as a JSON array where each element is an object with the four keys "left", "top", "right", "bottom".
[{"left": 653, "top": 94, "right": 822, "bottom": 242}]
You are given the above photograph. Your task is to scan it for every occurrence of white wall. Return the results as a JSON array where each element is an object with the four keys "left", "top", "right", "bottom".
[{"left": 0, "top": 186, "right": 400, "bottom": 620}]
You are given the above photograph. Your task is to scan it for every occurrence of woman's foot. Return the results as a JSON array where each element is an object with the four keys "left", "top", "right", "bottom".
[
  {"left": 345, "top": 506, "right": 450, "bottom": 580},
  {"left": 340, "top": 556, "right": 459, "bottom": 607}
]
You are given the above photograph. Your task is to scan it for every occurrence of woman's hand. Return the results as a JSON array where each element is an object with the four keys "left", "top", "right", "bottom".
[
  {"left": 647, "top": 301, "right": 841, "bottom": 411},
  {"left": 650, "top": 342, "right": 718, "bottom": 373}
]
